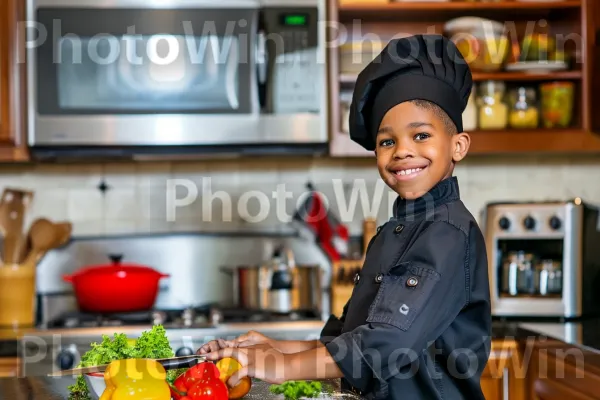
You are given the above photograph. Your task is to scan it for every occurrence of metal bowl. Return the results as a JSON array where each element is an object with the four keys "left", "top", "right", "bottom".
[{"left": 83, "top": 373, "right": 105, "bottom": 400}]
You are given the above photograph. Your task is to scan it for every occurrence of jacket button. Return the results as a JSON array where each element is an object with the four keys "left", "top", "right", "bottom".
[
  {"left": 394, "top": 225, "right": 404, "bottom": 233},
  {"left": 407, "top": 277, "right": 418, "bottom": 287},
  {"left": 354, "top": 273, "right": 360, "bottom": 284},
  {"left": 375, "top": 273, "right": 383, "bottom": 283}
]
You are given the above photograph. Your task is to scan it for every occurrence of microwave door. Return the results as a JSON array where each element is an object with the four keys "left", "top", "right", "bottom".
[{"left": 28, "top": 0, "right": 260, "bottom": 147}]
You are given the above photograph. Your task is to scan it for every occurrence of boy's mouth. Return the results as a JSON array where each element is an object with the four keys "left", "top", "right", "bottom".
[{"left": 389, "top": 164, "right": 428, "bottom": 181}]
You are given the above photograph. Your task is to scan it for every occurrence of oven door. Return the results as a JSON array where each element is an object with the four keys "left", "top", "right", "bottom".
[{"left": 27, "top": 0, "right": 259, "bottom": 147}]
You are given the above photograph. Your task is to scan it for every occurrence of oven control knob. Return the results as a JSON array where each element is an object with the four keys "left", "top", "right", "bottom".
[
  {"left": 549, "top": 216, "right": 562, "bottom": 230},
  {"left": 523, "top": 216, "right": 536, "bottom": 230},
  {"left": 498, "top": 217, "right": 510, "bottom": 230},
  {"left": 57, "top": 349, "right": 75, "bottom": 370},
  {"left": 176, "top": 347, "right": 194, "bottom": 357}
]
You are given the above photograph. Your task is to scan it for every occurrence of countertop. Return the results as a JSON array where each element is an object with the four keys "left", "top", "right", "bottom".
[
  {"left": 0, "top": 377, "right": 353, "bottom": 400},
  {"left": 2, "top": 319, "right": 600, "bottom": 398}
]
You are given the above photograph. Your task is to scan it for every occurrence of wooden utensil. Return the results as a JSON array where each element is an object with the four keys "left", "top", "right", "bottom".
[
  {"left": 0, "top": 189, "right": 34, "bottom": 264},
  {"left": 22, "top": 218, "right": 61, "bottom": 266},
  {"left": 18, "top": 220, "right": 73, "bottom": 264}
]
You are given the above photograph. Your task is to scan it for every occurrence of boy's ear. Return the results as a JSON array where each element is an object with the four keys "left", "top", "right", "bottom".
[{"left": 451, "top": 132, "right": 470, "bottom": 162}]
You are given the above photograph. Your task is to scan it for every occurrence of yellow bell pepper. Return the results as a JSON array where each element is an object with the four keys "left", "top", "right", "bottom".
[{"left": 99, "top": 358, "right": 171, "bottom": 400}]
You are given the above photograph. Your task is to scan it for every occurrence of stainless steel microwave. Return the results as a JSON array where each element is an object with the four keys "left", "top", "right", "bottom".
[{"left": 26, "top": 0, "right": 328, "bottom": 159}]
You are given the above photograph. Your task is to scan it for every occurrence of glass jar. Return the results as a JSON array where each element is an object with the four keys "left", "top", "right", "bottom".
[
  {"left": 477, "top": 81, "right": 508, "bottom": 130},
  {"left": 508, "top": 86, "right": 539, "bottom": 129},
  {"left": 506, "top": 251, "right": 535, "bottom": 295},
  {"left": 540, "top": 81, "right": 574, "bottom": 128},
  {"left": 462, "top": 84, "right": 477, "bottom": 131},
  {"left": 535, "top": 260, "right": 562, "bottom": 296}
]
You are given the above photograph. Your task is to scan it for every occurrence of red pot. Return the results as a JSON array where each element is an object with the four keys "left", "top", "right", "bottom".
[{"left": 63, "top": 254, "right": 169, "bottom": 314}]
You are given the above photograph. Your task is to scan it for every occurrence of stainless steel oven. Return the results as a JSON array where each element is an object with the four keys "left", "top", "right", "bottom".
[{"left": 26, "top": 0, "right": 328, "bottom": 159}]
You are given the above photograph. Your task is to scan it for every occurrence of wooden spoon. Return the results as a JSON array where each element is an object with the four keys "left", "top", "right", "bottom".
[
  {"left": 53, "top": 222, "right": 72, "bottom": 248},
  {"left": 23, "top": 218, "right": 60, "bottom": 266}
]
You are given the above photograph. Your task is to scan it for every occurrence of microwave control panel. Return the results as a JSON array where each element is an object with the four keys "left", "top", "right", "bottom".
[{"left": 261, "top": 7, "right": 321, "bottom": 114}]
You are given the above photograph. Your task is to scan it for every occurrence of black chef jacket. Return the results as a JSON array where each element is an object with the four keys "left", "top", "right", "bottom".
[{"left": 320, "top": 176, "right": 491, "bottom": 400}]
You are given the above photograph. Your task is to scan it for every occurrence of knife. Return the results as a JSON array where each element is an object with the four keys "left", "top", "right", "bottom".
[{"left": 47, "top": 354, "right": 207, "bottom": 377}]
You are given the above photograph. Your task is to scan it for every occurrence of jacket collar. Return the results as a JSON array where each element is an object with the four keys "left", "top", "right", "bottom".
[{"left": 393, "top": 176, "right": 460, "bottom": 220}]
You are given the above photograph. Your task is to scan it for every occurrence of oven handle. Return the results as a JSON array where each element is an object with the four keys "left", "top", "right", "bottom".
[{"left": 255, "top": 28, "right": 268, "bottom": 110}]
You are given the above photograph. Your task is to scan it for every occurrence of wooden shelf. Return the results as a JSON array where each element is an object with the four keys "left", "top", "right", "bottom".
[
  {"left": 328, "top": 0, "right": 600, "bottom": 157},
  {"left": 339, "top": 0, "right": 581, "bottom": 12},
  {"left": 472, "top": 70, "right": 582, "bottom": 82},
  {"left": 468, "top": 128, "right": 600, "bottom": 154},
  {"left": 340, "top": 71, "right": 582, "bottom": 85},
  {"left": 330, "top": 129, "right": 600, "bottom": 157}
]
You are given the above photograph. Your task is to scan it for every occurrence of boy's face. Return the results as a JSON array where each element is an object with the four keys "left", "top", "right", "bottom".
[{"left": 374, "top": 102, "right": 470, "bottom": 200}]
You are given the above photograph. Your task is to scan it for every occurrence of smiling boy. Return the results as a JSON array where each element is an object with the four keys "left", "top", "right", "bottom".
[{"left": 200, "top": 34, "right": 492, "bottom": 399}]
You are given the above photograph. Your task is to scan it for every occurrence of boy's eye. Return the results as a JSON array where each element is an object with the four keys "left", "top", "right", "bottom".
[
  {"left": 379, "top": 139, "right": 394, "bottom": 147},
  {"left": 414, "top": 132, "right": 430, "bottom": 141}
]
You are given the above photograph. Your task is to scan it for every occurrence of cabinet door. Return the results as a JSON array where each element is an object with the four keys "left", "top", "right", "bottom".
[
  {"left": 0, "top": 0, "right": 27, "bottom": 161},
  {"left": 533, "top": 378, "right": 595, "bottom": 400},
  {"left": 0, "top": 358, "right": 20, "bottom": 378},
  {"left": 482, "top": 340, "right": 528, "bottom": 400},
  {"left": 585, "top": 0, "right": 600, "bottom": 134}
]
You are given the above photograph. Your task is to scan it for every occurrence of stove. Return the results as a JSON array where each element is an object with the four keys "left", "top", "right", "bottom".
[{"left": 43, "top": 306, "right": 320, "bottom": 329}]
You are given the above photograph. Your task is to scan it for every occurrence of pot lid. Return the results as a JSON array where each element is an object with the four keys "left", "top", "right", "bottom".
[{"left": 71, "top": 254, "right": 162, "bottom": 275}]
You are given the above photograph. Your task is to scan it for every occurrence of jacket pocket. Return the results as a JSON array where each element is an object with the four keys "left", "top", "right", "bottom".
[{"left": 366, "top": 262, "right": 441, "bottom": 331}]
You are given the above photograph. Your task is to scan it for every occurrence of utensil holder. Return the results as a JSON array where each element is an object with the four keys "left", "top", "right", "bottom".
[{"left": 0, "top": 261, "right": 36, "bottom": 328}]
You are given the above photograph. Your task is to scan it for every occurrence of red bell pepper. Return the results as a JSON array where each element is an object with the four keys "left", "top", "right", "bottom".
[{"left": 170, "top": 362, "right": 229, "bottom": 400}]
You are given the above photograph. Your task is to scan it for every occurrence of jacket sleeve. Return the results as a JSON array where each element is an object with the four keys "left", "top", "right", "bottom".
[
  {"left": 324, "top": 221, "right": 470, "bottom": 391},
  {"left": 320, "top": 300, "right": 349, "bottom": 346}
]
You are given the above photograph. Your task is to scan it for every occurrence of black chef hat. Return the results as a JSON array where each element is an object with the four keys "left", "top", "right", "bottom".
[{"left": 348, "top": 34, "right": 473, "bottom": 150}]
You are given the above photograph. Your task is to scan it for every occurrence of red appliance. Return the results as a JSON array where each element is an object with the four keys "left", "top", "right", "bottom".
[
  {"left": 62, "top": 254, "right": 169, "bottom": 314},
  {"left": 293, "top": 182, "right": 349, "bottom": 262}
]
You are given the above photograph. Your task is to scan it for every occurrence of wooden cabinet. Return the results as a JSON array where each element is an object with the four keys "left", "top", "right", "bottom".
[
  {"left": 526, "top": 341, "right": 600, "bottom": 400},
  {"left": 327, "top": 0, "right": 600, "bottom": 156},
  {"left": 0, "top": 0, "right": 28, "bottom": 162},
  {"left": 0, "top": 357, "right": 20, "bottom": 377},
  {"left": 481, "top": 339, "right": 527, "bottom": 400}
]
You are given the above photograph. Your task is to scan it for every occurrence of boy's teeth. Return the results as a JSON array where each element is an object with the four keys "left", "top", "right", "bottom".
[{"left": 397, "top": 167, "right": 423, "bottom": 176}]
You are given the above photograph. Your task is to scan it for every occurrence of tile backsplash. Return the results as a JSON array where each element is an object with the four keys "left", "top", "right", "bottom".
[{"left": 1, "top": 155, "right": 599, "bottom": 237}]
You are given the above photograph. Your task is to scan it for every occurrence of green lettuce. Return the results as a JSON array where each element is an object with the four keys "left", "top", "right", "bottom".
[
  {"left": 67, "top": 325, "right": 175, "bottom": 400},
  {"left": 269, "top": 380, "right": 333, "bottom": 400}
]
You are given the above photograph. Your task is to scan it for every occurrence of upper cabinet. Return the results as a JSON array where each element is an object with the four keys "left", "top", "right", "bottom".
[
  {"left": 0, "top": 0, "right": 28, "bottom": 162},
  {"left": 328, "top": 0, "right": 600, "bottom": 157}
]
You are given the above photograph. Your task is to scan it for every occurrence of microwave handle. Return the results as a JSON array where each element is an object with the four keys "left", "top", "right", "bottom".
[{"left": 256, "top": 29, "right": 268, "bottom": 109}]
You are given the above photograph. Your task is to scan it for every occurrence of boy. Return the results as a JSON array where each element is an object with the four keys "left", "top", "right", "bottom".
[{"left": 199, "top": 34, "right": 492, "bottom": 399}]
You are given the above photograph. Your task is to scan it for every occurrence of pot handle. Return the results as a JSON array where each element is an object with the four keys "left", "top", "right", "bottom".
[
  {"left": 62, "top": 274, "right": 73, "bottom": 283},
  {"left": 159, "top": 273, "right": 170, "bottom": 279},
  {"left": 108, "top": 254, "right": 123, "bottom": 264}
]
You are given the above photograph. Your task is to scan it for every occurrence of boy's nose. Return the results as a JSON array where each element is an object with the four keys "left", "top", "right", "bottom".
[{"left": 393, "top": 142, "right": 415, "bottom": 159}]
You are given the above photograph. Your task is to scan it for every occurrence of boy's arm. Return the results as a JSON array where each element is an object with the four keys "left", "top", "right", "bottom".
[
  {"left": 269, "top": 299, "right": 351, "bottom": 354},
  {"left": 284, "top": 343, "right": 344, "bottom": 381},
  {"left": 321, "top": 221, "right": 474, "bottom": 392},
  {"left": 273, "top": 340, "right": 321, "bottom": 354}
]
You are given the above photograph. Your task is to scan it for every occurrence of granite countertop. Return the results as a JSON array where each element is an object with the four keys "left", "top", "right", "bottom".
[{"left": 0, "top": 377, "right": 352, "bottom": 400}]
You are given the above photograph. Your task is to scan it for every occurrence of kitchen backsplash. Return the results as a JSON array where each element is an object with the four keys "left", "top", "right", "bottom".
[{"left": 0, "top": 155, "right": 597, "bottom": 237}]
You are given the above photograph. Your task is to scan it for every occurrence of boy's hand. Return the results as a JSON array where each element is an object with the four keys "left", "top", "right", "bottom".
[
  {"left": 226, "top": 330, "right": 275, "bottom": 349},
  {"left": 196, "top": 331, "right": 276, "bottom": 355},
  {"left": 204, "top": 345, "right": 288, "bottom": 386},
  {"left": 196, "top": 338, "right": 228, "bottom": 355}
]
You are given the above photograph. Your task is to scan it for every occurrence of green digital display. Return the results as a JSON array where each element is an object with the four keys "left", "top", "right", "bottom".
[{"left": 283, "top": 14, "right": 308, "bottom": 26}]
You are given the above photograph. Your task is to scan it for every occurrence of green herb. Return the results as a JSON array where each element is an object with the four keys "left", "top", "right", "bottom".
[
  {"left": 269, "top": 380, "right": 332, "bottom": 399},
  {"left": 67, "top": 325, "right": 175, "bottom": 400},
  {"left": 166, "top": 368, "right": 188, "bottom": 385}
]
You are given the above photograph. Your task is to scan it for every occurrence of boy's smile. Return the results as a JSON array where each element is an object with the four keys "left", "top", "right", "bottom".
[{"left": 374, "top": 101, "right": 470, "bottom": 200}]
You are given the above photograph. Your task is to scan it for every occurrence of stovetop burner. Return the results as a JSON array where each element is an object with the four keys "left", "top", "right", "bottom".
[{"left": 44, "top": 306, "right": 320, "bottom": 329}]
